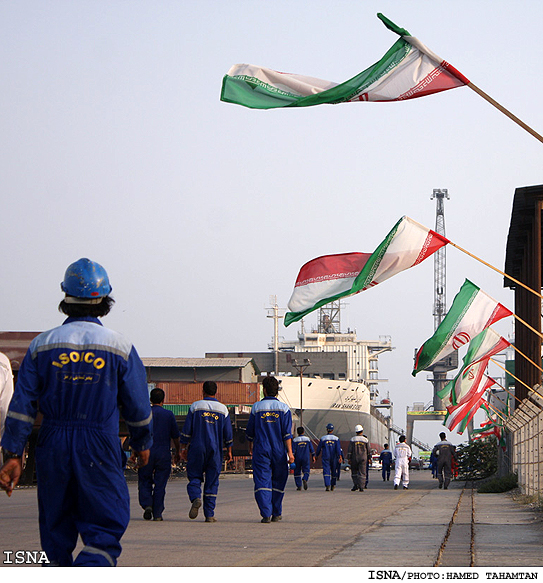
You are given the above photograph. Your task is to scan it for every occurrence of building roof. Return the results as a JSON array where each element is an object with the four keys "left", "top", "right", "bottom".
[{"left": 141, "top": 357, "right": 256, "bottom": 369}]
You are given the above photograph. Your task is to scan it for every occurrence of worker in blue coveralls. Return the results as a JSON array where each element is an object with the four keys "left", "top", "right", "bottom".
[
  {"left": 380, "top": 443, "right": 393, "bottom": 482},
  {"left": 0, "top": 258, "right": 152, "bottom": 567},
  {"left": 292, "top": 426, "right": 315, "bottom": 490},
  {"left": 180, "top": 380, "right": 233, "bottom": 522},
  {"left": 316, "top": 423, "right": 343, "bottom": 491},
  {"left": 246, "top": 375, "right": 294, "bottom": 523},
  {"left": 136, "top": 388, "right": 181, "bottom": 521}
]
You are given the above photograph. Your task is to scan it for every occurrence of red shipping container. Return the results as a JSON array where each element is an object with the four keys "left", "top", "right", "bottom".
[{"left": 155, "top": 381, "right": 260, "bottom": 405}]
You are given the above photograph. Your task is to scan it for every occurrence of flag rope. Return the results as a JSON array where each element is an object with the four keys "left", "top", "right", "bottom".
[{"left": 512, "top": 344, "right": 543, "bottom": 374}]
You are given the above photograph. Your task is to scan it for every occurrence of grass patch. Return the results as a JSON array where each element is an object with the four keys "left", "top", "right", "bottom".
[{"left": 477, "top": 472, "right": 518, "bottom": 493}]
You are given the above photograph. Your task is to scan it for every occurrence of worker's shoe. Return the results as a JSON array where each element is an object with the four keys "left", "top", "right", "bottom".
[
  {"left": 394, "top": 484, "right": 398, "bottom": 490},
  {"left": 351, "top": 486, "right": 359, "bottom": 491},
  {"left": 403, "top": 486, "right": 409, "bottom": 490},
  {"left": 205, "top": 517, "right": 217, "bottom": 523},
  {"left": 271, "top": 515, "right": 282, "bottom": 522},
  {"left": 438, "top": 483, "right": 443, "bottom": 489},
  {"left": 189, "top": 498, "right": 202, "bottom": 520},
  {"left": 302, "top": 479, "right": 308, "bottom": 490},
  {"left": 331, "top": 485, "right": 335, "bottom": 491},
  {"left": 296, "top": 486, "right": 302, "bottom": 491},
  {"left": 153, "top": 516, "right": 163, "bottom": 521},
  {"left": 261, "top": 516, "right": 271, "bottom": 523},
  {"left": 325, "top": 486, "right": 330, "bottom": 491},
  {"left": 143, "top": 507, "right": 153, "bottom": 521}
]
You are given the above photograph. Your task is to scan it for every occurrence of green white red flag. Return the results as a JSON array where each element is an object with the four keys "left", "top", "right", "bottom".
[
  {"left": 284, "top": 216, "right": 448, "bottom": 327},
  {"left": 221, "top": 14, "right": 469, "bottom": 110},
  {"left": 437, "top": 327, "right": 510, "bottom": 405},
  {"left": 413, "top": 280, "right": 513, "bottom": 375},
  {"left": 443, "top": 375, "right": 496, "bottom": 434}
]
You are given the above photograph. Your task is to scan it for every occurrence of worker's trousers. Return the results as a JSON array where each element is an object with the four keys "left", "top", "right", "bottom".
[
  {"left": 252, "top": 449, "right": 289, "bottom": 518},
  {"left": 437, "top": 460, "right": 452, "bottom": 488},
  {"left": 186, "top": 448, "right": 223, "bottom": 518},
  {"left": 293, "top": 458, "right": 310, "bottom": 488},
  {"left": 321, "top": 458, "right": 340, "bottom": 488},
  {"left": 350, "top": 456, "right": 367, "bottom": 490},
  {"left": 36, "top": 425, "right": 129, "bottom": 567},
  {"left": 137, "top": 450, "right": 172, "bottom": 519},
  {"left": 394, "top": 459, "right": 410, "bottom": 487}
]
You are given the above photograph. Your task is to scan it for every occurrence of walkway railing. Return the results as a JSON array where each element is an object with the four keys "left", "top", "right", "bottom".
[{"left": 504, "top": 389, "right": 543, "bottom": 496}]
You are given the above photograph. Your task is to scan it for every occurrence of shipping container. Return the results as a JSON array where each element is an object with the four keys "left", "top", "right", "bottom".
[{"left": 155, "top": 381, "right": 260, "bottom": 405}]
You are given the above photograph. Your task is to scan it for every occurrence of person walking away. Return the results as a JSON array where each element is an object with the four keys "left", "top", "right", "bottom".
[
  {"left": 292, "top": 426, "right": 315, "bottom": 490},
  {"left": 431, "top": 432, "right": 457, "bottom": 490},
  {"left": 136, "top": 388, "right": 181, "bottom": 521},
  {"left": 180, "top": 380, "right": 233, "bottom": 522},
  {"left": 347, "top": 425, "right": 371, "bottom": 492},
  {"left": 315, "top": 423, "right": 343, "bottom": 491},
  {"left": 0, "top": 353, "right": 14, "bottom": 465},
  {"left": 393, "top": 435, "right": 412, "bottom": 490},
  {"left": 0, "top": 258, "right": 152, "bottom": 566},
  {"left": 379, "top": 443, "right": 393, "bottom": 482},
  {"left": 246, "top": 376, "right": 294, "bottom": 523}
]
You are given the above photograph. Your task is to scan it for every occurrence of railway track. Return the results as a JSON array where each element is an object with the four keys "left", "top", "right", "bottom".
[{"left": 434, "top": 482, "right": 475, "bottom": 567}]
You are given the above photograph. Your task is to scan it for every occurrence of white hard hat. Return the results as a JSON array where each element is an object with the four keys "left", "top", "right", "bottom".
[{"left": 355, "top": 424, "right": 363, "bottom": 433}]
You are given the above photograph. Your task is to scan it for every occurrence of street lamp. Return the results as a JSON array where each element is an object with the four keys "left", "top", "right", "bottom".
[{"left": 293, "top": 358, "right": 311, "bottom": 427}]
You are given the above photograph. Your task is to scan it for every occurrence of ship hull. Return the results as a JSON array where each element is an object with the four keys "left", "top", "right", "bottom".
[{"left": 277, "top": 377, "right": 390, "bottom": 452}]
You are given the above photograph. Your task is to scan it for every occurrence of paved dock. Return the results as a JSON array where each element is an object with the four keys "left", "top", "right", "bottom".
[{"left": 1, "top": 470, "right": 542, "bottom": 570}]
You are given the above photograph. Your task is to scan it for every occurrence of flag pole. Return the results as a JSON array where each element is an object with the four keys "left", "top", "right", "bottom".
[
  {"left": 467, "top": 82, "right": 543, "bottom": 145},
  {"left": 447, "top": 240, "right": 543, "bottom": 301},
  {"left": 490, "top": 358, "right": 543, "bottom": 401},
  {"left": 512, "top": 344, "right": 543, "bottom": 374}
]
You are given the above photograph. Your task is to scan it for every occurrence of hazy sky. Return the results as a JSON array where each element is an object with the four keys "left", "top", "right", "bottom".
[{"left": 2, "top": 1, "right": 542, "bottom": 447}]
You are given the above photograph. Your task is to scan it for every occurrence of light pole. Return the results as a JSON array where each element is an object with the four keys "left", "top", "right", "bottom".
[{"left": 292, "top": 358, "right": 311, "bottom": 427}]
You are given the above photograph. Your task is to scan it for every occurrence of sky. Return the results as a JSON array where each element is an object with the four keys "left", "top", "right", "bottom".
[{"left": 1, "top": 1, "right": 542, "bottom": 448}]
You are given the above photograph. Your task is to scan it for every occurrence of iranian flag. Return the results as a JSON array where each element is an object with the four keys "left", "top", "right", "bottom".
[
  {"left": 438, "top": 328, "right": 510, "bottom": 406},
  {"left": 285, "top": 216, "right": 448, "bottom": 327},
  {"left": 413, "top": 280, "right": 513, "bottom": 375},
  {"left": 443, "top": 375, "right": 496, "bottom": 434},
  {"left": 221, "top": 14, "right": 469, "bottom": 110}
]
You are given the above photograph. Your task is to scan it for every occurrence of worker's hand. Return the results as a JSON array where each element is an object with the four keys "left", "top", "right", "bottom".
[
  {"left": 0, "top": 458, "right": 23, "bottom": 497},
  {"left": 288, "top": 452, "right": 295, "bottom": 465},
  {"left": 180, "top": 449, "right": 188, "bottom": 462},
  {"left": 133, "top": 449, "right": 150, "bottom": 468}
]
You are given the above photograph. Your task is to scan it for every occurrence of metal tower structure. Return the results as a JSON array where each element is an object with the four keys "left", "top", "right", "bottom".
[
  {"left": 406, "top": 189, "right": 458, "bottom": 446},
  {"left": 431, "top": 189, "right": 449, "bottom": 331},
  {"left": 318, "top": 301, "right": 341, "bottom": 334}
]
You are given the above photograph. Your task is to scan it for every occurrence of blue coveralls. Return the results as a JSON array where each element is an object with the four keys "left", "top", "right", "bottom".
[
  {"left": 1, "top": 317, "right": 152, "bottom": 567},
  {"left": 137, "top": 404, "right": 180, "bottom": 519},
  {"left": 245, "top": 396, "right": 292, "bottom": 519},
  {"left": 316, "top": 433, "right": 342, "bottom": 488},
  {"left": 380, "top": 449, "right": 393, "bottom": 481},
  {"left": 292, "top": 435, "right": 315, "bottom": 489},
  {"left": 180, "top": 397, "right": 233, "bottom": 518}
]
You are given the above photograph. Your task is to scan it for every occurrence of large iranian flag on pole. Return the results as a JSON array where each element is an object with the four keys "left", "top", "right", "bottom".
[
  {"left": 221, "top": 14, "right": 469, "bottom": 110},
  {"left": 412, "top": 280, "right": 513, "bottom": 375},
  {"left": 285, "top": 216, "right": 448, "bottom": 327}
]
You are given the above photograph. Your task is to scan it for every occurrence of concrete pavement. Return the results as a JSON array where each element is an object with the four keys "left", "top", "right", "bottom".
[{"left": 1, "top": 470, "right": 542, "bottom": 568}]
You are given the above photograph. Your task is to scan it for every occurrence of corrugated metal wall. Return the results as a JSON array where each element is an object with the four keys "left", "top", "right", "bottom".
[{"left": 156, "top": 381, "right": 260, "bottom": 405}]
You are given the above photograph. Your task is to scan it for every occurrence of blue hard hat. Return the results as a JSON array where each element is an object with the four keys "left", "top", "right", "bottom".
[
  {"left": 326, "top": 423, "right": 334, "bottom": 431},
  {"left": 61, "top": 258, "right": 112, "bottom": 300}
]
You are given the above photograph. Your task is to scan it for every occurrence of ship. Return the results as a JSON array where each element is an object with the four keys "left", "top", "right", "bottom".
[{"left": 268, "top": 299, "right": 394, "bottom": 454}]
